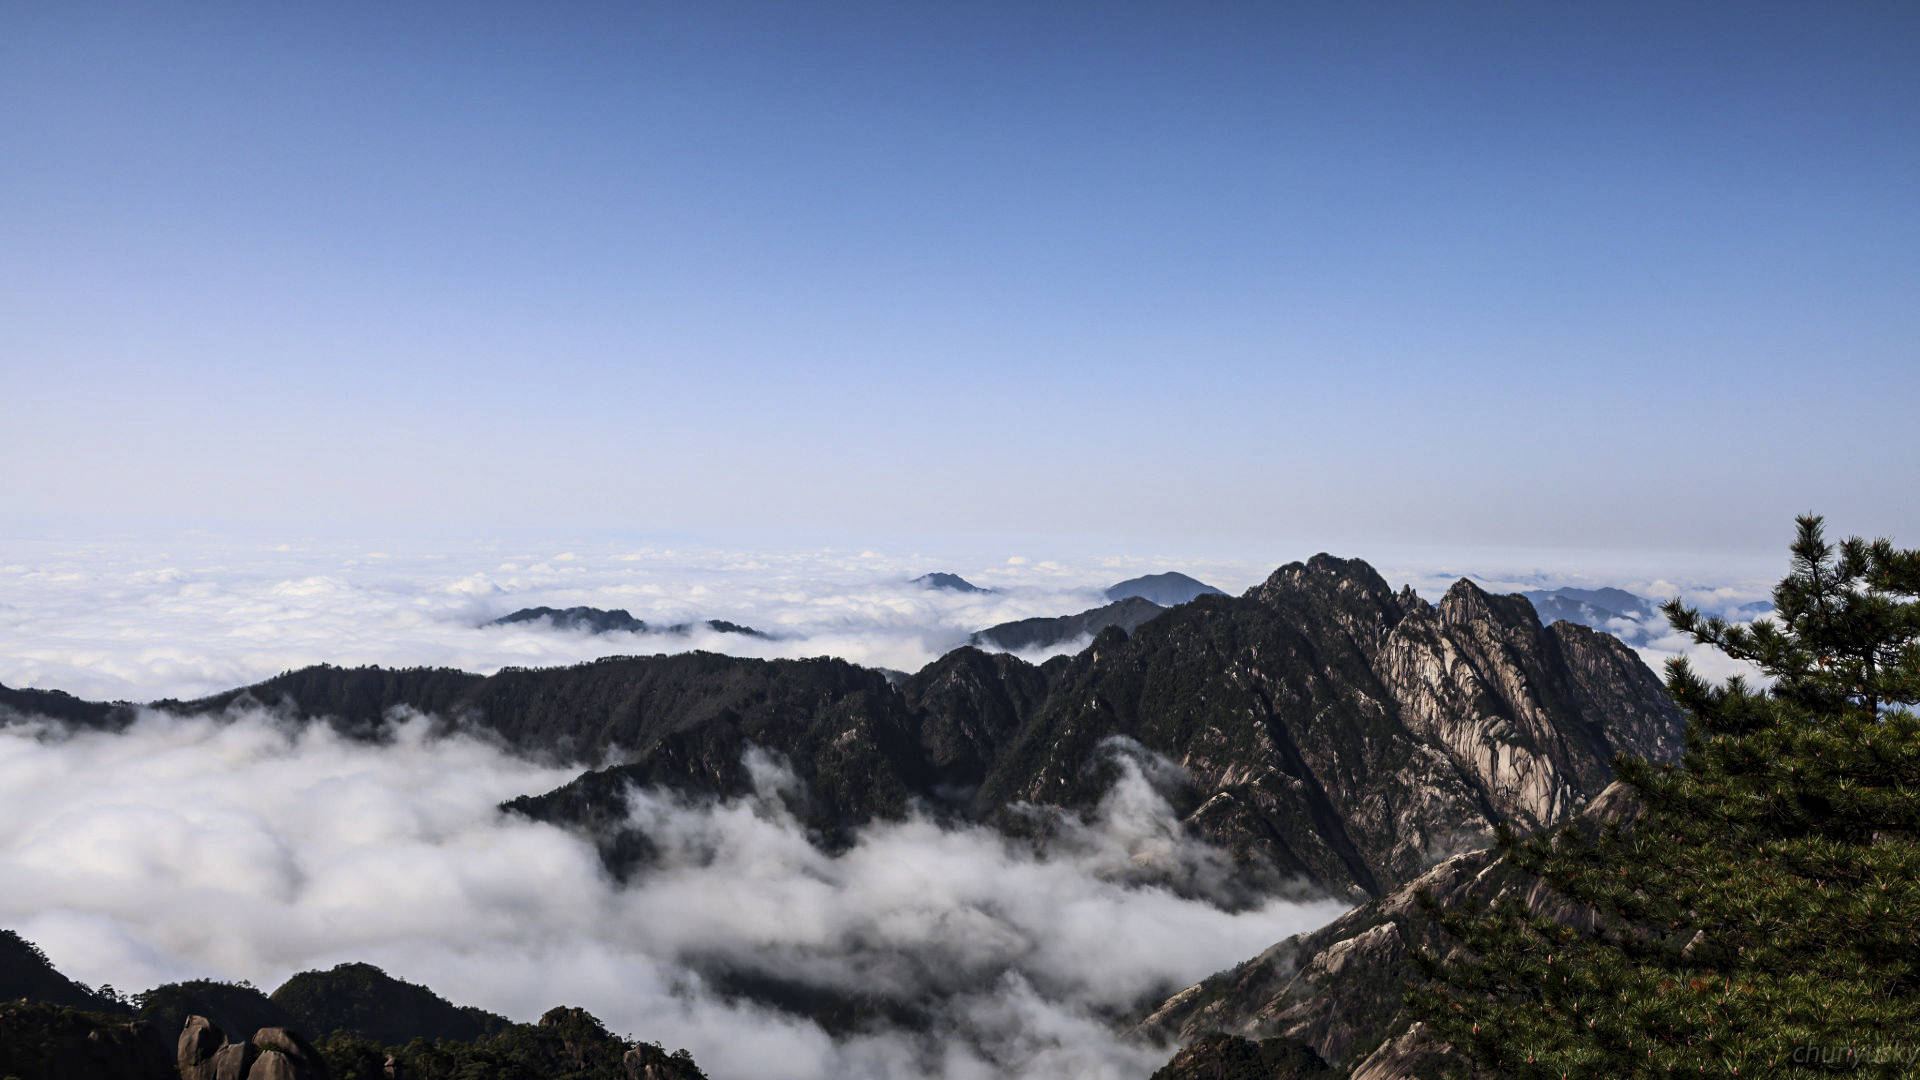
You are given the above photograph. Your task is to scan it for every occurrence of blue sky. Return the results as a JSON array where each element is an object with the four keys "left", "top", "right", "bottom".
[{"left": 3, "top": 2, "right": 1915, "bottom": 554}]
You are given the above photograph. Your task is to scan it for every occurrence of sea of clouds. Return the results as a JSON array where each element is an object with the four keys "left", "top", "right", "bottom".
[
  {"left": 0, "top": 537, "right": 1255, "bottom": 702},
  {"left": 0, "top": 708, "right": 1349, "bottom": 1079},
  {"left": 0, "top": 535, "right": 1776, "bottom": 703},
  {"left": 0, "top": 534, "right": 1784, "bottom": 1078}
]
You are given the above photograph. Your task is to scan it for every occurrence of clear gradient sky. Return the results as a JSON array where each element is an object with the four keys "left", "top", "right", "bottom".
[{"left": 3, "top": 3, "right": 1915, "bottom": 554}]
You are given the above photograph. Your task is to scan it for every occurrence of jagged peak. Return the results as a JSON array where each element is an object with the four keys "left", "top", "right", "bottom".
[
  {"left": 1263, "top": 553, "right": 1393, "bottom": 594},
  {"left": 1258, "top": 555, "right": 1400, "bottom": 620},
  {"left": 1395, "top": 584, "right": 1433, "bottom": 617},
  {"left": 1438, "top": 578, "right": 1542, "bottom": 630}
]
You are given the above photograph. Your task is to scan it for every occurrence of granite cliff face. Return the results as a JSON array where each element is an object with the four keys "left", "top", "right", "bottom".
[
  {"left": 942, "top": 556, "right": 1679, "bottom": 898},
  {"left": 134, "top": 554, "right": 1681, "bottom": 903},
  {"left": 1135, "top": 783, "right": 1646, "bottom": 1077}
]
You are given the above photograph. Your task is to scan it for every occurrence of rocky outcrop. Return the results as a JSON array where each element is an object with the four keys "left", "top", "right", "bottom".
[
  {"left": 621, "top": 1044, "right": 707, "bottom": 1080},
  {"left": 1148, "top": 1031, "right": 1333, "bottom": 1079},
  {"left": 178, "top": 1014, "right": 225, "bottom": 1079},
  {"left": 1136, "top": 849, "right": 1509, "bottom": 1067},
  {"left": 209, "top": 1040, "right": 258, "bottom": 1080},
  {"left": 954, "top": 556, "right": 1681, "bottom": 898},
  {"left": 1138, "top": 784, "right": 1645, "bottom": 1076},
  {"left": 251, "top": 1027, "right": 326, "bottom": 1079},
  {"left": 173, "top": 1019, "right": 327, "bottom": 1080}
]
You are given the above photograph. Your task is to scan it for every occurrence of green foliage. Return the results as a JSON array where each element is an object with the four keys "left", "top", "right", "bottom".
[
  {"left": 0, "top": 1000, "right": 170, "bottom": 1080},
  {"left": 270, "top": 961, "right": 508, "bottom": 1045},
  {"left": 316, "top": 1006, "right": 708, "bottom": 1080},
  {"left": 134, "top": 978, "right": 292, "bottom": 1045},
  {"left": 0, "top": 930, "right": 128, "bottom": 1014},
  {"left": 1412, "top": 516, "right": 1920, "bottom": 1077}
]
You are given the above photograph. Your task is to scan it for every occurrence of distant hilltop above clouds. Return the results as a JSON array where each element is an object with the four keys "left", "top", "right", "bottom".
[
  {"left": 910, "top": 572, "right": 991, "bottom": 593},
  {"left": 1104, "top": 571, "right": 1227, "bottom": 606}
]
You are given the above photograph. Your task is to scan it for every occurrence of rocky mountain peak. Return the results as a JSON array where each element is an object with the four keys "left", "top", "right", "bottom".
[
  {"left": 1437, "top": 577, "right": 1538, "bottom": 631},
  {"left": 1255, "top": 554, "right": 1407, "bottom": 658},
  {"left": 1258, "top": 555, "right": 1392, "bottom": 608}
]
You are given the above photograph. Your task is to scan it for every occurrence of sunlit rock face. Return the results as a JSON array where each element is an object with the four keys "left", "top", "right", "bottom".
[{"left": 1137, "top": 784, "right": 1648, "bottom": 1076}]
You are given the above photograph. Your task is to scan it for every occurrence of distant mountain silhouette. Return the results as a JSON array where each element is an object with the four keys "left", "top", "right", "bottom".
[
  {"left": 494, "top": 606, "right": 649, "bottom": 634},
  {"left": 0, "top": 681, "right": 126, "bottom": 728},
  {"left": 969, "top": 597, "right": 1166, "bottom": 652},
  {"left": 1517, "top": 586, "right": 1664, "bottom": 645},
  {"left": 491, "top": 606, "right": 766, "bottom": 638},
  {"left": 1520, "top": 586, "right": 1655, "bottom": 624},
  {"left": 911, "top": 572, "right": 990, "bottom": 593},
  {"left": 1105, "top": 572, "right": 1226, "bottom": 606}
]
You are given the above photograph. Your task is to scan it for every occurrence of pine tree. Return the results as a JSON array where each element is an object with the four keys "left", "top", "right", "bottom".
[{"left": 1411, "top": 516, "right": 1920, "bottom": 1077}]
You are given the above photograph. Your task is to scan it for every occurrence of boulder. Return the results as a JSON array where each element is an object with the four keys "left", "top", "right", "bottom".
[
  {"left": 178, "top": 1015, "right": 225, "bottom": 1079},
  {"left": 247, "top": 1027, "right": 327, "bottom": 1080},
  {"left": 211, "top": 1039, "right": 257, "bottom": 1080}
]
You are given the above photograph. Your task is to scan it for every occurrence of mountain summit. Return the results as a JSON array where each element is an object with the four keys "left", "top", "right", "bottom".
[
  {"left": 911, "top": 572, "right": 990, "bottom": 593},
  {"left": 1105, "top": 571, "right": 1226, "bottom": 606}
]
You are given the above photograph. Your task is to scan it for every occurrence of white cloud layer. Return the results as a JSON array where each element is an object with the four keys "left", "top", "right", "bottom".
[
  {"left": 0, "top": 537, "right": 1795, "bottom": 1077},
  {"left": 0, "top": 537, "right": 1272, "bottom": 701},
  {"left": 0, "top": 536, "right": 1778, "bottom": 704},
  {"left": 0, "top": 709, "right": 1348, "bottom": 1080}
]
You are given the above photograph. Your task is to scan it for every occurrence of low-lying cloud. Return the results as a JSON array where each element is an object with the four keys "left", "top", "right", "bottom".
[
  {"left": 0, "top": 708, "right": 1347, "bottom": 1080},
  {"left": 0, "top": 538, "right": 1261, "bottom": 701},
  {"left": 0, "top": 536, "right": 1777, "bottom": 705}
]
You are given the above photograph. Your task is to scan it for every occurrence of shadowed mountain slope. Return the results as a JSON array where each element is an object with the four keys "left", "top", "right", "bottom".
[
  {"left": 271, "top": 962, "right": 508, "bottom": 1044},
  {"left": 0, "top": 682, "right": 131, "bottom": 729},
  {"left": 122, "top": 554, "right": 1682, "bottom": 903},
  {"left": 0, "top": 930, "right": 128, "bottom": 1014},
  {"left": 968, "top": 595, "right": 1166, "bottom": 653}
]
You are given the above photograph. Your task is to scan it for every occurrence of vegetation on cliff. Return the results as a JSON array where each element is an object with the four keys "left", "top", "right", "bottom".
[{"left": 1415, "top": 517, "right": 1920, "bottom": 1076}]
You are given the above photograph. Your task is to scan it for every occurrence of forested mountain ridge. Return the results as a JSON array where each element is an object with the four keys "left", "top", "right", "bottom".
[
  {"left": 0, "top": 930, "right": 708, "bottom": 1080},
  {"left": 112, "top": 553, "right": 1685, "bottom": 902},
  {"left": 968, "top": 595, "right": 1167, "bottom": 652}
]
